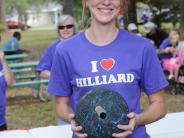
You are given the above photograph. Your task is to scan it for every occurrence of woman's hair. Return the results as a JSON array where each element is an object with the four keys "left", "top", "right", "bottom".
[
  {"left": 169, "top": 29, "right": 180, "bottom": 46},
  {"left": 57, "top": 14, "right": 78, "bottom": 36},
  {"left": 169, "top": 29, "right": 180, "bottom": 37},
  {"left": 81, "top": 0, "right": 127, "bottom": 29}
]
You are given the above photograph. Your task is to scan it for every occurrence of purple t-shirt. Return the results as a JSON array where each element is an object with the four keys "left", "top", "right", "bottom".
[
  {"left": 0, "top": 64, "right": 7, "bottom": 126},
  {"left": 159, "top": 38, "right": 173, "bottom": 60},
  {"left": 36, "top": 39, "right": 61, "bottom": 71},
  {"left": 47, "top": 30, "right": 168, "bottom": 138}
]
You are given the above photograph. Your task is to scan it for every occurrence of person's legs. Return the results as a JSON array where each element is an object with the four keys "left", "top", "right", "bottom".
[
  {"left": 0, "top": 123, "right": 7, "bottom": 131},
  {"left": 168, "top": 57, "right": 180, "bottom": 80},
  {"left": 162, "top": 59, "right": 170, "bottom": 71}
]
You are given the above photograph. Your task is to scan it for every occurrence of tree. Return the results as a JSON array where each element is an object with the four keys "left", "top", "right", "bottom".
[
  {"left": 180, "top": 0, "right": 184, "bottom": 28},
  {"left": 63, "top": 0, "right": 73, "bottom": 15},
  {"left": 0, "top": 0, "right": 5, "bottom": 25},
  {"left": 6, "top": 0, "right": 28, "bottom": 22},
  {"left": 123, "top": 0, "right": 137, "bottom": 27},
  {"left": 144, "top": 0, "right": 180, "bottom": 27}
]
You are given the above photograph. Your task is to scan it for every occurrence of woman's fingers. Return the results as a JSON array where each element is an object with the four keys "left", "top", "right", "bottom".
[
  {"left": 112, "top": 112, "right": 137, "bottom": 138},
  {"left": 70, "top": 114, "right": 88, "bottom": 138},
  {"left": 75, "top": 132, "right": 88, "bottom": 138},
  {"left": 112, "top": 131, "right": 132, "bottom": 138},
  {"left": 117, "top": 124, "right": 134, "bottom": 131},
  {"left": 69, "top": 113, "right": 75, "bottom": 122}
]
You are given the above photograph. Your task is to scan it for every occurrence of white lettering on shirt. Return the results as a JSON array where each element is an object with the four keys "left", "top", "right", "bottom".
[{"left": 76, "top": 73, "right": 135, "bottom": 87}]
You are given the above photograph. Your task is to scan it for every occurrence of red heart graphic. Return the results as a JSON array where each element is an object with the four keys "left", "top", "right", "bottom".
[{"left": 100, "top": 58, "right": 115, "bottom": 71}]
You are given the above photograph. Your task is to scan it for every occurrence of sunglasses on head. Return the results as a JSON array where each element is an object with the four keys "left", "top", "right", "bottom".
[{"left": 58, "top": 24, "right": 74, "bottom": 30}]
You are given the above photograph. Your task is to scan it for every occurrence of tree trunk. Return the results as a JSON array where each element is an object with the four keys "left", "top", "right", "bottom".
[
  {"left": 123, "top": 0, "right": 137, "bottom": 28},
  {"left": 0, "top": 0, "right": 5, "bottom": 25},
  {"left": 180, "top": 0, "right": 184, "bottom": 28},
  {"left": 63, "top": 0, "right": 73, "bottom": 15}
]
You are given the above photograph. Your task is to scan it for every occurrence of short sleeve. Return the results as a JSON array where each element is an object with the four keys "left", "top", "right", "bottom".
[
  {"left": 36, "top": 40, "right": 60, "bottom": 71},
  {"left": 141, "top": 43, "right": 168, "bottom": 95},
  {"left": 47, "top": 47, "right": 72, "bottom": 96},
  {"left": 36, "top": 46, "right": 53, "bottom": 71},
  {"left": 159, "top": 38, "right": 170, "bottom": 50}
]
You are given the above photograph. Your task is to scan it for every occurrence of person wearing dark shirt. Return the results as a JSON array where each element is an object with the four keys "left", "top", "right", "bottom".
[{"left": 144, "top": 22, "right": 168, "bottom": 48}]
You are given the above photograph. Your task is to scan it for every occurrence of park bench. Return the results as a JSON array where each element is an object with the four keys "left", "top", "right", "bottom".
[
  {"left": 5, "top": 53, "right": 28, "bottom": 63},
  {"left": 8, "top": 61, "right": 49, "bottom": 101}
]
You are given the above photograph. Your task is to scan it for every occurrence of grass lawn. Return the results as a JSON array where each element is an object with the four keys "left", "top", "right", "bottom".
[{"left": 0, "top": 28, "right": 184, "bottom": 130}]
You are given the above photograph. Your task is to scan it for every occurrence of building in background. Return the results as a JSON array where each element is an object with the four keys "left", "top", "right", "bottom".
[{"left": 6, "top": 1, "right": 63, "bottom": 26}]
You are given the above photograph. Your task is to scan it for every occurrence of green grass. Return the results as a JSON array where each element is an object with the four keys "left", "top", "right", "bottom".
[
  {"left": 138, "top": 22, "right": 181, "bottom": 35},
  {"left": 6, "top": 90, "right": 56, "bottom": 129},
  {"left": 30, "top": 24, "right": 56, "bottom": 31}
]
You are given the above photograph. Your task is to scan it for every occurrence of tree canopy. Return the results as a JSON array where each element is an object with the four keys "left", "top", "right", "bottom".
[{"left": 0, "top": 0, "right": 184, "bottom": 28}]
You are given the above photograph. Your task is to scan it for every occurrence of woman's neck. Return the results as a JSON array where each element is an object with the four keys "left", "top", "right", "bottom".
[{"left": 85, "top": 21, "right": 118, "bottom": 46}]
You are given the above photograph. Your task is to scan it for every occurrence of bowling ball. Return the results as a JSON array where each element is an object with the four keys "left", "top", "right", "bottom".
[{"left": 75, "top": 88, "right": 129, "bottom": 138}]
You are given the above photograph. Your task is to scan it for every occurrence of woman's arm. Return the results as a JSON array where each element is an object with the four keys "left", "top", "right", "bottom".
[
  {"left": 158, "top": 47, "right": 176, "bottom": 55},
  {"left": 54, "top": 96, "right": 88, "bottom": 138},
  {"left": 40, "top": 70, "right": 51, "bottom": 79},
  {"left": 0, "top": 51, "right": 14, "bottom": 85},
  {"left": 54, "top": 96, "right": 73, "bottom": 122},
  {"left": 113, "top": 90, "right": 166, "bottom": 138},
  {"left": 136, "top": 90, "right": 166, "bottom": 125}
]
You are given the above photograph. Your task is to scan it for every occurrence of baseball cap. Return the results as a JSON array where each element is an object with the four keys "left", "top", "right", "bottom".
[
  {"left": 127, "top": 23, "right": 137, "bottom": 31},
  {"left": 144, "top": 22, "right": 156, "bottom": 33}
]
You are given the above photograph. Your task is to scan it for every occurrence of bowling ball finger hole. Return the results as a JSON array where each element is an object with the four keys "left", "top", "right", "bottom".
[{"left": 100, "top": 112, "right": 107, "bottom": 119}]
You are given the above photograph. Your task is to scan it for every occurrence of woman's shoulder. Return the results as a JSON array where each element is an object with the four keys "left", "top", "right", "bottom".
[
  {"left": 119, "top": 29, "right": 154, "bottom": 49},
  {"left": 45, "top": 39, "right": 61, "bottom": 52},
  {"left": 56, "top": 32, "right": 84, "bottom": 54}
]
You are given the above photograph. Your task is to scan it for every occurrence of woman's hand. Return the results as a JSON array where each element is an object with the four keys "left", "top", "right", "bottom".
[
  {"left": 0, "top": 51, "right": 4, "bottom": 61},
  {"left": 168, "top": 47, "right": 176, "bottom": 53},
  {"left": 69, "top": 114, "right": 88, "bottom": 138},
  {"left": 0, "top": 51, "right": 5, "bottom": 63},
  {"left": 112, "top": 112, "right": 137, "bottom": 138},
  {"left": 164, "top": 47, "right": 171, "bottom": 53}
]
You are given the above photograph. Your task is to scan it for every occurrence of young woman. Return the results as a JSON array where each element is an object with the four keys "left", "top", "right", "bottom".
[
  {"left": 0, "top": 51, "right": 14, "bottom": 131},
  {"left": 47, "top": 0, "right": 168, "bottom": 137}
]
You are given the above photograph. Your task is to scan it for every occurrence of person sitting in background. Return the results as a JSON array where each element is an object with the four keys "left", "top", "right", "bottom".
[
  {"left": 144, "top": 22, "right": 168, "bottom": 49},
  {"left": 158, "top": 29, "right": 180, "bottom": 80},
  {"left": 127, "top": 23, "right": 142, "bottom": 36},
  {"left": 1, "top": 32, "right": 31, "bottom": 55},
  {"left": 36, "top": 14, "right": 77, "bottom": 125},
  {"left": 0, "top": 50, "right": 14, "bottom": 131}
]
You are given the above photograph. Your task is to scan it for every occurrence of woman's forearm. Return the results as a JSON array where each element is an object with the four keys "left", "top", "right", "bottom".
[
  {"left": 1, "top": 58, "right": 14, "bottom": 85},
  {"left": 54, "top": 96, "right": 73, "bottom": 123},
  {"left": 136, "top": 90, "right": 166, "bottom": 125},
  {"left": 40, "top": 70, "right": 50, "bottom": 79}
]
